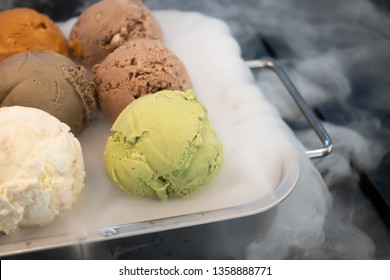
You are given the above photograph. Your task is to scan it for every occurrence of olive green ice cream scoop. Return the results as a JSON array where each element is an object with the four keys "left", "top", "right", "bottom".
[{"left": 104, "top": 89, "right": 223, "bottom": 200}]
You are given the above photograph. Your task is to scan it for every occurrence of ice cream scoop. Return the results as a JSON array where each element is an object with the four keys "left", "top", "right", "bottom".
[
  {"left": 93, "top": 38, "right": 192, "bottom": 121},
  {"left": 0, "top": 51, "right": 97, "bottom": 134},
  {"left": 104, "top": 89, "right": 223, "bottom": 200},
  {"left": 0, "top": 106, "right": 85, "bottom": 235},
  {"left": 0, "top": 8, "right": 69, "bottom": 62},
  {"left": 70, "top": 0, "right": 163, "bottom": 67}
]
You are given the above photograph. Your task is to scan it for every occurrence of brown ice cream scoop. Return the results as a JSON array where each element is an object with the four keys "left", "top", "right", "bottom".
[
  {"left": 93, "top": 38, "right": 192, "bottom": 121},
  {"left": 70, "top": 0, "right": 163, "bottom": 68},
  {"left": 0, "top": 8, "right": 69, "bottom": 62},
  {"left": 0, "top": 51, "right": 97, "bottom": 134}
]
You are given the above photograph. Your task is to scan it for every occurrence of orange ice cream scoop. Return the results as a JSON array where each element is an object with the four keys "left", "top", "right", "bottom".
[{"left": 0, "top": 8, "right": 69, "bottom": 62}]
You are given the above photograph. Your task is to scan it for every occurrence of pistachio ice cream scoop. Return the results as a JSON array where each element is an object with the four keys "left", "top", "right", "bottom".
[{"left": 104, "top": 89, "right": 223, "bottom": 200}]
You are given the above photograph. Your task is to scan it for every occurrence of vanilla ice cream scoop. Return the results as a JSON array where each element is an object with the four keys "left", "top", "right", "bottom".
[{"left": 0, "top": 106, "right": 85, "bottom": 235}]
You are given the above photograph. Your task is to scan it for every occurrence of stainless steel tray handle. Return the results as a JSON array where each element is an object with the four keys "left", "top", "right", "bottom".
[{"left": 246, "top": 59, "right": 333, "bottom": 158}]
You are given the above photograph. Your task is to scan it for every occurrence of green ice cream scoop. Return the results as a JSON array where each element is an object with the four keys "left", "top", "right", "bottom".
[{"left": 104, "top": 89, "right": 223, "bottom": 200}]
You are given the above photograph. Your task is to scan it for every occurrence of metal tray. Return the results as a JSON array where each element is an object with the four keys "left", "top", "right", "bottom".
[{"left": 0, "top": 11, "right": 331, "bottom": 257}]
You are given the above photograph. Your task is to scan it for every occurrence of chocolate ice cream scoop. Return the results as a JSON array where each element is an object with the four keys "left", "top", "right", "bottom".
[
  {"left": 93, "top": 38, "right": 192, "bottom": 121},
  {"left": 0, "top": 51, "right": 97, "bottom": 134},
  {"left": 0, "top": 8, "right": 69, "bottom": 62},
  {"left": 70, "top": 0, "right": 163, "bottom": 68}
]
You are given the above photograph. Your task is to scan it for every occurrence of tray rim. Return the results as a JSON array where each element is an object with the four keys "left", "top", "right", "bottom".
[{"left": 0, "top": 157, "right": 299, "bottom": 257}]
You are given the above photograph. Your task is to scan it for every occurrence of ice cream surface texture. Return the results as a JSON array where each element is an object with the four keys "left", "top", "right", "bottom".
[
  {"left": 104, "top": 89, "right": 223, "bottom": 200},
  {"left": 0, "top": 51, "right": 97, "bottom": 134},
  {"left": 0, "top": 8, "right": 69, "bottom": 62},
  {"left": 70, "top": 0, "right": 163, "bottom": 67},
  {"left": 94, "top": 38, "right": 192, "bottom": 120},
  {"left": 0, "top": 106, "right": 85, "bottom": 235}
]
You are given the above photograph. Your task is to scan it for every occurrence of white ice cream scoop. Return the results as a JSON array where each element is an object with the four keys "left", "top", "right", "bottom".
[{"left": 0, "top": 106, "right": 85, "bottom": 235}]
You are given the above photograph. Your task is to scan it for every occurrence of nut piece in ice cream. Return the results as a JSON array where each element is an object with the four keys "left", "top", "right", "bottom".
[
  {"left": 0, "top": 106, "right": 85, "bottom": 235},
  {"left": 104, "top": 89, "right": 224, "bottom": 200},
  {"left": 0, "top": 51, "right": 97, "bottom": 134},
  {"left": 70, "top": 0, "right": 163, "bottom": 67},
  {"left": 0, "top": 8, "right": 69, "bottom": 62},
  {"left": 93, "top": 38, "right": 192, "bottom": 121}
]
